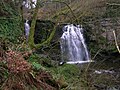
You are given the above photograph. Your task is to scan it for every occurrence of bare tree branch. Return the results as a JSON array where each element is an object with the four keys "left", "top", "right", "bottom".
[
  {"left": 106, "top": 3, "right": 120, "bottom": 6},
  {"left": 113, "top": 30, "right": 120, "bottom": 54}
]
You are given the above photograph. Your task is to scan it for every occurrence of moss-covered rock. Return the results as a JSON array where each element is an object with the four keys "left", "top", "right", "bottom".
[{"left": 48, "top": 64, "right": 80, "bottom": 81}]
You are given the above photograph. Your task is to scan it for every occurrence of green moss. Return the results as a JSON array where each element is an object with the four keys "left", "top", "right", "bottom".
[
  {"left": 103, "top": 2, "right": 120, "bottom": 18},
  {"left": 48, "top": 64, "right": 80, "bottom": 81},
  {"left": 58, "top": 64, "right": 80, "bottom": 79},
  {"left": 34, "top": 20, "right": 54, "bottom": 44},
  {"left": 28, "top": 54, "right": 46, "bottom": 70},
  {"left": 0, "top": 1, "right": 23, "bottom": 44}
]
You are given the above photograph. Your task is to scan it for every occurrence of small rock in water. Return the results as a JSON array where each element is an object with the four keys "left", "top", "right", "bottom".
[{"left": 59, "top": 62, "right": 66, "bottom": 66}]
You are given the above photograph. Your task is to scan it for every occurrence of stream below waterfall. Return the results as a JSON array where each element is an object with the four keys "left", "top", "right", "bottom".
[{"left": 76, "top": 58, "right": 120, "bottom": 90}]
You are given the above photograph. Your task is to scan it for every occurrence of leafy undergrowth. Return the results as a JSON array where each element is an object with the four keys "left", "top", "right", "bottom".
[
  {"left": 46, "top": 64, "right": 82, "bottom": 90},
  {"left": 0, "top": 49, "right": 59, "bottom": 90},
  {"left": 47, "top": 62, "right": 120, "bottom": 90},
  {"left": 0, "top": 48, "right": 119, "bottom": 90}
]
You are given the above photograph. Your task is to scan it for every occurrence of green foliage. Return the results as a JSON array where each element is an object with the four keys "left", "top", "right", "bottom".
[
  {"left": 46, "top": 64, "right": 81, "bottom": 89},
  {"left": 48, "top": 64, "right": 80, "bottom": 80},
  {"left": 0, "top": 62, "right": 9, "bottom": 79},
  {"left": 34, "top": 20, "right": 54, "bottom": 44},
  {"left": 0, "top": 19, "right": 22, "bottom": 43},
  {"left": 28, "top": 54, "right": 46, "bottom": 70},
  {"left": 0, "top": 0, "right": 19, "bottom": 17},
  {"left": 57, "top": 64, "right": 80, "bottom": 79},
  {"left": 0, "top": 1, "right": 23, "bottom": 44},
  {"left": 28, "top": 54, "right": 40, "bottom": 62},
  {"left": 104, "top": 5, "right": 120, "bottom": 18},
  {"left": 32, "top": 62, "right": 44, "bottom": 70}
]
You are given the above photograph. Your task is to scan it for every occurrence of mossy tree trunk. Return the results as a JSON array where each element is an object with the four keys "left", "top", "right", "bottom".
[
  {"left": 28, "top": 0, "right": 39, "bottom": 49},
  {"left": 28, "top": 1, "right": 56, "bottom": 49}
]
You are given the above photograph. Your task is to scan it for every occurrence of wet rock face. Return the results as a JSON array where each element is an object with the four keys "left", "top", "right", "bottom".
[
  {"left": 34, "top": 21, "right": 65, "bottom": 44},
  {"left": 87, "top": 18, "right": 120, "bottom": 53},
  {"left": 100, "top": 18, "right": 120, "bottom": 43}
]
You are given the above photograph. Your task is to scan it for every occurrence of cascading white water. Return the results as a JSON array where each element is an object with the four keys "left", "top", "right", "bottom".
[
  {"left": 22, "top": 0, "right": 37, "bottom": 9},
  {"left": 60, "top": 24, "right": 90, "bottom": 64},
  {"left": 24, "top": 20, "right": 30, "bottom": 41}
]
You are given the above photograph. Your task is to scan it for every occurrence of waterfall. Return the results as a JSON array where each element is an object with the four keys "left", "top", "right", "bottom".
[
  {"left": 22, "top": 0, "right": 37, "bottom": 9},
  {"left": 24, "top": 20, "right": 30, "bottom": 41},
  {"left": 60, "top": 24, "right": 90, "bottom": 64}
]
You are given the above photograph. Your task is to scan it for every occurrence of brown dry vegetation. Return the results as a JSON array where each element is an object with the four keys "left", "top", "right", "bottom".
[
  {"left": 0, "top": 48, "right": 59, "bottom": 90},
  {"left": 23, "top": 0, "right": 106, "bottom": 22},
  {"left": 35, "top": 0, "right": 106, "bottom": 23}
]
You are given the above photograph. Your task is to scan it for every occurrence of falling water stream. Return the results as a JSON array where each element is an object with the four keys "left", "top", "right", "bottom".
[
  {"left": 22, "top": 0, "right": 37, "bottom": 9},
  {"left": 24, "top": 21, "right": 91, "bottom": 64},
  {"left": 60, "top": 24, "right": 90, "bottom": 64},
  {"left": 24, "top": 20, "right": 30, "bottom": 41}
]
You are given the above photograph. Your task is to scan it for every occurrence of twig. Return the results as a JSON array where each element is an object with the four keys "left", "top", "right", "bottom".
[
  {"left": 106, "top": 3, "right": 120, "bottom": 6},
  {"left": 92, "top": 48, "right": 101, "bottom": 60},
  {"left": 41, "top": 0, "right": 79, "bottom": 24},
  {"left": 0, "top": 17, "right": 18, "bottom": 20},
  {"left": 113, "top": 30, "right": 120, "bottom": 54}
]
